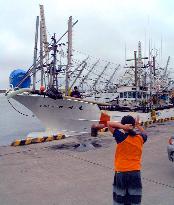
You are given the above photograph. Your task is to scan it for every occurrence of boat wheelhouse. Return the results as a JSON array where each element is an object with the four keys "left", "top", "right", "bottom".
[{"left": 117, "top": 85, "right": 149, "bottom": 107}]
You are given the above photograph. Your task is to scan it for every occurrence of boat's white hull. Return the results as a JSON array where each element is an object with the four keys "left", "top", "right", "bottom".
[
  {"left": 12, "top": 95, "right": 101, "bottom": 132},
  {"left": 11, "top": 93, "right": 174, "bottom": 134}
]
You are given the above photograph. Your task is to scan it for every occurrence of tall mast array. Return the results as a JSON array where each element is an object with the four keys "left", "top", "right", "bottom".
[{"left": 16, "top": 5, "right": 79, "bottom": 94}]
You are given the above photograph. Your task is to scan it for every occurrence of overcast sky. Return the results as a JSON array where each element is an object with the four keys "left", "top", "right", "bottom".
[{"left": 0, "top": 0, "right": 174, "bottom": 89}]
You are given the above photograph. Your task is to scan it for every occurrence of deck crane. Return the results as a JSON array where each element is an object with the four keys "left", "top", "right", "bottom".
[
  {"left": 104, "top": 64, "right": 120, "bottom": 90},
  {"left": 93, "top": 62, "right": 110, "bottom": 90},
  {"left": 79, "top": 59, "right": 100, "bottom": 88}
]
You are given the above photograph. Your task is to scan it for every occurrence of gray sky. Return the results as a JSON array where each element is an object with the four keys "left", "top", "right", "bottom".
[{"left": 0, "top": 0, "right": 174, "bottom": 89}]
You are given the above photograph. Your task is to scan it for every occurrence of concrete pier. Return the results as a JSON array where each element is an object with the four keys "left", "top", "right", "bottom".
[{"left": 0, "top": 123, "right": 174, "bottom": 205}]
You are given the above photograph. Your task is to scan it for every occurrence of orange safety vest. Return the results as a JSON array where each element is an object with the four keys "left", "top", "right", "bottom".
[{"left": 114, "top": 134, "right": 144, "bottom": 172}]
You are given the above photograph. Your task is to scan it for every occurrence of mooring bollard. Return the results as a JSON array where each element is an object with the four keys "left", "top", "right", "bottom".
[
  {"left": 91, "top": 126, "right": 98, "bottom": 137},
  {"left": 91, "top": 124, "right": 105, "bottom": 137}
]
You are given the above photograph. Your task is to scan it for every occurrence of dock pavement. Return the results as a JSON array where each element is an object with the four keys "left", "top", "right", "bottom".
[{"left": 0, "top": 123, "right": 174, "bottom": 205}]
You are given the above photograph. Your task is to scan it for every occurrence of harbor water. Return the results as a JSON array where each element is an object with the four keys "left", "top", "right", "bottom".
[{"left": 0, "top": 94, "right": 44, "bottom": 146}]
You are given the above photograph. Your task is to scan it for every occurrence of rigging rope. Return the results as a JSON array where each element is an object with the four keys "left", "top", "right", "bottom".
[{"left": 7, "top": 99, "right": 35, "bottom": 118}]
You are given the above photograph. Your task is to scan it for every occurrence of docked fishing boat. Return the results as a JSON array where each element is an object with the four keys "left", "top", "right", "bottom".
[
  {"left": 6, "top": 5, "right": 105, "bottom": 133},
  {"left": 98, "top": 41, "right": 174, "bottom": 121}
]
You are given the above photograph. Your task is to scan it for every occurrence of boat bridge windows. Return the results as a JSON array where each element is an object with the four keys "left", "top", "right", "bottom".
[{"left": 119, "top": 91, "right": 149, "bottom": 99}]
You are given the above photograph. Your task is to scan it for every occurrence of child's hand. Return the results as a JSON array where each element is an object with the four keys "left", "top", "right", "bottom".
[{"left": 123, "top": 124, "right": 134, "bottom": 131}]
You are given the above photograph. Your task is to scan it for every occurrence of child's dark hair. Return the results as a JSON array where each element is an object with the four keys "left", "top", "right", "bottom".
[{"left": 121, "top": 115, "right": 136, "bottom": 136}]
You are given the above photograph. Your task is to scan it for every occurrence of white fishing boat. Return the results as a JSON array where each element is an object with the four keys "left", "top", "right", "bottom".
[
  {"left": 7, "top": 90, "right": 101, "bottom": 132},
  {"left": 6, "top": 5, "right": 105, "bottom": 133}
]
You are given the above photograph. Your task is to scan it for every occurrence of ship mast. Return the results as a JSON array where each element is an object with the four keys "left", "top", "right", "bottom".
[
  {"left": 50, "top": 34, "right": 58, "bottom": 89},
  {"left": 40, "top": 5, "right": 49, "bottom": 86},
  {"left": 137, "top": 41, "right": 143, "bottom": 86},
  {"left": 40, "top": 20, "right": 44, "bottom": 87},
  {"left": 126, "top": 42, "right": 148, "bottom": 87},
  {"left": 134, "top": 51, "right": 138, "bottom": 88},
  {"left": 32, "top": 16, "right": 39, "bottom": 91},
  {"left": 65, "top": 16, "right": 73, "bottom": 96}
]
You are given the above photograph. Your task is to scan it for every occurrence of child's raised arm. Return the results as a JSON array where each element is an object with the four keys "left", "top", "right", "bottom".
[{"left": 107, "top": 121, "right": 133, "bottom": 134}]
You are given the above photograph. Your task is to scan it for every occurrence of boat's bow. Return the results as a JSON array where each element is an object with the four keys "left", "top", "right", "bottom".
[{"left": 7, "top": 90, "right": 102, "bottom": 132}]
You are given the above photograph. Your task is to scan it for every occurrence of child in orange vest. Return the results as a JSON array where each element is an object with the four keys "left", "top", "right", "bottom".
[{"left": 108, "top": 115, "right": 147, "bottom": 205}]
